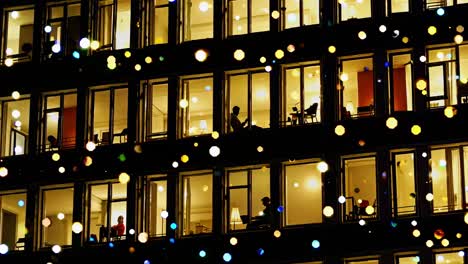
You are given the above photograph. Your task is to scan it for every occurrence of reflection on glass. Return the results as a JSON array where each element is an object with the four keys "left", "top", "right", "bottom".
[
  {"left": 0, "top": 192, "right": 27, "bottom": 251},
  {"left": 285, "top": 0, "right": 319, "bottom": 28},
  {"left": 42, "top": 187, "right": 74, "bottom": 247}
]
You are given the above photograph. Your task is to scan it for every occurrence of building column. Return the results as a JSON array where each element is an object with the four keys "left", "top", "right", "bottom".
[
  {"left": 166, "top": 171, "right": 178, "bottom": 238},
  {"left": 412, "top": 45, "right": 428, "bottom": 112},
  {"left": 213, "top": 70, "right": 224, "bottom": 133},
  {"left": 321, "top": 54, "right": 338, "bottom": 128},
  {"left": 167, "top": 76, "right": 179, "bottom": 141},
  {"left": 323, "top": 152, "right": 339, "bottom": 224},
  {"left": 270, "top": 0, "right": 281, "bottom": 33},
  {"left": 416, "top": 146, "right": 431, "bottom": 218},
  {"left": 213, "top": 0, "right": 224, "bottom": 40},
  {"left": 127, "top": 80, "right": 139, "bottom": 144},
  {"left": 27, "top": 92, "right": 41, "bottom": 155},
  {"left": 374, "top": 48, "right": 389, "bottom": 117},
  {"left": 411, "top": 0, "right": 424, "bottom": 15},
  {"left": 168, "top": 0, "right": 178, "bottom": 45},
  {"left": 320, "top": 0, "right": 336, "bottom": 27},
  {"left": 377, "top": 149, "right": 391, "bottom": 223},
  {"left": 270, "top": 159, "right": 281, "bottom": 228},
  {"left": 25, "top": 184, "right": 39, "bottom": 251},
  {"left": 75, "top": 85, "right": 88, "bottom": 148},
  {"left": 125, "top": 174, "right": 138, "bottom": 242},
  {"left": 32, "top": 0, "right": 45, "bottom": 64},
  {"left": 212, "top": 167, "right": 224, "bottom": 235},
  {"left": 270, "top": 64, "right": 281, "bottom": 130},
  {"left": 130, "top": 0, "right": 141, "bottom": 49},
  {"left": 72, "top": 182, "right": 85, "bottom": 248}
]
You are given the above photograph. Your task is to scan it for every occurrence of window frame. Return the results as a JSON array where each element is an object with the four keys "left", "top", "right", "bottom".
[
  {"left": 0, "top": 96, "right": 31, "bottom": 157},
  {"left": 140, "top": 79, "right": 169, "bottom": 141},
  {"left": 143, "top": 174, "right": 168, "bottom": 238},
  {"left": 390, "top": 149, "right": 417, "bottom": 217},
  {"left": 281, "top": 0, "right": 320, "bottom": 29},
  {"left": 88, "top": 84, "right": 128, "bottom": 145},
  {"left": 225, "top": 165, "right": 271, "bottom": 232},
  {"left": 388, "top": 50, "right": 414, "bottom": 113},
  {"left": 0, "top": 189, "right": 28, "bottom": 251},
  {"left": 86, "top": 181, "right": 128, "bottom": 243},
  {"left": 225, "top": 68, "right": 270, "bottom": 133}
]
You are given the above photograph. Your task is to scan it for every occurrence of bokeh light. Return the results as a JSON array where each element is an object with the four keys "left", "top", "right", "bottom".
[
  {"left": 223, "top": 253, "right": 232, "bottom": 262},
  {"left": 42, "top": 217, "right": 51, "bottom": 227},
  {"left": 386, "top": 117, "right": 398, "bottom": 129},
  {"left": 412, "top": 229, "right": 421, "bottom": 237},
  {"left": 195, "top": 49, "right": 208, "bottom": 62},
  {"left": 416, "top": 79, "right": 427, "bottom": 90},
  {"left": 52, "top": 245, "right": 61, "bottom": 253},
  {"left": 181, "top": 155, "right": 189, "bottom": 163},
  {"left": 11, "top": 91, "right": 20, "bottom": 100},
  {"left": 322, "top": 206, "right": 334, "bottom": 217},
  {"left": 72, "top": 222, "right": 83, "bottom": 234},
  {"left": 311, "top": 240, "right": 320, "bottom": 249},
  {"left": 119, "top": 172, "right": 130, "bottom": 184},
  {"left": 0, "top": 167, "right": 8, "bottom": 177},
  {"left": 317, "top": 161, "right": 328, "bottom": 173},
  {"left": 444, "top": 106, "right": 456, "bottom": 118},
  {"left": 138, "top": 232, "right": 148, "bottom": 243},
  {"left": 275, "top": 49, "right": 284, "bottom": 59},
  {"left": 358, "top": 31, "right": 367, "bottom": 40},
  {"left": 273, "top": 230, "right": 281, "bottom": 238},
  {"left": 233, "top": 49, "right": 245, "bottom": 61},
  {"left": 86, "top": 141, "right": 96, "bottom": 151},
  {"left": 427, "top": 26, "right": 437, "bottom": 35},
  {"left": 199, "top": 250, "right": 206, "bottom": 258},
  {"left": 52, "top": 153, "right": 60, "bottom": 161},
  {"left": 271, "top": 10, "right": 280, "bottom": 19},
  {"left": 0, "top": 244, "right": 8, "bottom": 255},
  {"left": 411, "top": 125, "right": 421, "bottom": 135},
  {"left": 335, "top": 125, "right": 345, "bottom": 136},
  {"left": 229, "top": 237, "right": 238, "bottom": 246}
]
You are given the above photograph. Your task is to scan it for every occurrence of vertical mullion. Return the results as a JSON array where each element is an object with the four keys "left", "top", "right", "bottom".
[
  {"left": 109, "top": 88, "right": 115, "bottom": 141},
  {"left": 460, "top": 147, "right": 467, "bottom": 210},
  {"left": 299, "top": 0, "right": 304, "bottom": 26},
  {"left": 248, "top": 72, "right": 252, "bottom": 127},
  {"left": 247, "top": 0, "right": 251, "bottom": 33}
]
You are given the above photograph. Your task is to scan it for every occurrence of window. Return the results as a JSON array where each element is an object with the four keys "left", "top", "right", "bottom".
[
  {"left": 181, "top": 171, "right": 213, "bottom": 235},
  {"left": 143, "top": 0, "right": 169, "bottom": 46},
  {"left": 346, "top": 260, "right": 379, "bottom": 264},
  {"left": 0, "top": 191, "right": 27, "bottom": 251},
  {"left": 342, "top": 156, "right": 377, "bottom": 221},
  {"left": 226, "top": 70, "right": 270, "bottom": 132},
  {"left": 283, "top": 0, "right": 319, "bottom": 29},
  {"left": 89, "top": 85, "right": 128, "bottom": 145},
  {"left": 144, "top": 175, "right": 167, "bottom": 237},
  {"left": 386, "top": 0, "right": 409, "bottom": 15},
  {"left": 434, "top": 251, "right": 465, "bottom": 263},
  {"left": 140, "top": 79, "right": 168, "bottom": 141},
  {"left": 388, "top": 51, "right": 413, "bottom": 112},
  {"left": 44, "top": 1, "right": 81, "bottom": 59},
  {"left": 396, "top": 255, "right": 420, "bottom": 263},
  {"left": 40, "top": 91, "right": 77, "bottom": 152},
  {"left": 338, "top": 0, "right": 371, "bottom": 22},
  {"left": 284, "top": 161, "right": 322, "bottom": 225},
  {"left": 40, "top": 186, "right": 74, "bottom": 247},
  {"left": 2, "top": 7, "right": 34, "bottom": 65},
  {"left": 181, "top": 0, "right": 213, "bottom": 41},
  {"left": 429, "top": 145, "right": 467, "bottom": 213},
  {"left": 0, "top": 97, "right": 30, "bottom": 157},
  {"left": 425, "top": 0, "right": 468, "bottom": 10},
  {"left": 226, "top": 0, "right": 269, "bottom": 36},
  {"left": 95, "top": 0, "right": 130, "bottom": 50},
  {"left": 427, "top": 46, "right": 457, "bottom": 108},
  {"left": 339, "top": 55, "right": 374, "bottom": 119},
  {"left": 391, "top": 151, "right": 416, "bottom": 216},
  {"left": 179, "top": 75, "right": 213, "bottom": 137},
  {"left": 226, "top": 166, "right": 270, "bottom": 231},
  {"left": 87, "top": 182, "right": 127, "bottom": 243},
  {"left": 282, "top": 63, "right": 321, "bottom": 126}
]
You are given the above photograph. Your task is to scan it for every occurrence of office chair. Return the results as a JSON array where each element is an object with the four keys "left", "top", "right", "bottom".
[{"left": 304, "top": 103, "right": 318, "bottom": 123}]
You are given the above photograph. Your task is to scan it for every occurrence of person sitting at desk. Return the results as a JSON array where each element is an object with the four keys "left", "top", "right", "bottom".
[
  {"left": 247, "top": 197, "right": 276, "bottom": 229},
  {"left": 230, "top": 106, "right": 248, "bottom": 132},
  {"left": 111, "top": 215, "right": 125, "bottom": 238}
]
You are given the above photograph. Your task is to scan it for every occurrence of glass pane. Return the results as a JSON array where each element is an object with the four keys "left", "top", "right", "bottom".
[
  {"left": 303, "top": 0, "right": 319, "bottom": 25},
  {"left": 251, "top": 167, "right": 270, "bottom": 219},
  {"left": 341, "top": 57, "right": 374, "bottom": 118},
  {"left": 397, "top": 256, "right": 420, "bottom": 264},
  {"left": 50, "top": 6, "right": 64, "bottom": 19},
  {"left": 251, "top": 0, "right": 269, "bottom": 33},
  {"left": 115, "top": 0, "right": 131, "bottom": 49},
  {"left": 184, "top": 0, "right": 213, "bottom": 41},
  {"left": 229, "top": 188, "right": 248, "bottom": 231},
  {"left": 431, "top": 149, "right": 450, "bottom": 212},
  {"left": 43, "top": 188, "right": 74, "bottom": 247},
  {"left": 347, "top": 261, "right": 379, "bottom": 264},
  {"left": 183, "top": 173, "right": 213, "bottom": 235},
  {"left": 110, "top": 201, "right": 126, "bottom": 239},
  {"left": 3, "top": 99, "right": 30, "bottom": 156},
  {"left": 252, "top": 72, "right": 270, "bottom": 128},
  {"left": 391, "top": 0, "right": 409, "bottom": 13},
  {"left": 435, "top": 252, "right": 464, "bottom": 263},
  {"left": 450, "top": 148, "right": 463, "bottom": 210},
  {"left": 68, "top": 4, "right": 81, "bottom": 17},
  {"left": 150, "top": 83, "right": 168, "bottom": 136},
  {"left": 89, "top": 184, "right": 108, "bottom": 243},
  {"left": 0, "top": 192, "right": 27, "bottom": 250},
  {"left": 148, "top": 179, "right": 167, "bottom": 236},
  {"left": 46, "top": 111, "right": 59, "bottom": 149},
  {"left": 304, "top": 65, "right": 321, "bottom": 122},
  {"left": 394, "top": 153, "right": 416, "bottom": 215},
  {"left": 428, "top": 65, "right": 445, "bottom": 106},
  {"left": 5, "top": 9, "right": 35, "bottom": 58},
  {"left": 112, "top": 183, "right": 127, "bottom": 199},
  {"left": 285, "top": 0, "right": 300, "bottom": 28},
  {"left": 285, "top": 162, "right": 322, "bottom": 225},
  {"left": 392, "top": 54, "right": 413, "bottom": 111},
  {"left": 344, "top": 157, "right": 377, "bottom": 221},
  {"left": 229, "top": 170, "right": 248, "bottom": 186},
  {"left": 154, "top": 6, "right": 169, "bottom": 44},
  {"left": 228, "top": 74, "right": 248, "bottom": 132},
  {"left": 93, "top": 90, "right": 110, "bottom": 144},
  {"left": 230, "top": 0, "right": 247, "bottom": 35},
  {"left": 112, "top": 88, "right": 128, "bottom": 144},
  {"left": 428, "top": 48, "right": 456, "bottom": 63},
  {"left": 285, "top": 68, "right": 301, "bottom": 125},
  {"left": 339, "top": 0, "right": 371, "bottom": 21},
  {"left": 183, "top": 77, "right": 213, "bottom": 136},
  {"left": 98, "top": 0, "right": 114, "bottom": 48}
]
